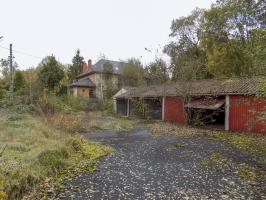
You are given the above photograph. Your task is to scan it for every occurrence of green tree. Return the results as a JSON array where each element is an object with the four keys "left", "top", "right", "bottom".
[
  {"left": 38, "top": 55, "right": 64, "bottom": 91},
  {"left": 201, "top": 0, "right": 266, "bottom": 77},
  {"left": 103, "top": 61, "right": 114, "bottom": 80},
  {"left": 144, "top": 58, "right": 169, "bottom": 85},
  {"left": 0, "top": 59, "right": 18, "bottom": 80},
  {"left": 14, "top": 71, "right": 26, "bottom": 91},
  {"left": 102, "top": 62, "right": 118, "bottom": 99},
  {"left": 121, "top": 58, "right": 145, "bottom": 86},
  {"left": 164, "top": 8, "right": 209, "bottom": 81},
  {"left": 68, "top": 49, "right": 85, "bottom": 82}
]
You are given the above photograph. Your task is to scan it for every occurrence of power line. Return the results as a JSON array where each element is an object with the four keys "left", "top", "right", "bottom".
[{"left": 0, "top": 45, "right": 42, "bottom": 59}]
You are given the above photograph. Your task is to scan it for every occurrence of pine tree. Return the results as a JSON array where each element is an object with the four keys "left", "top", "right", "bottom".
[{"left": 68, "top": 49, "right": 85, "bottom": 82}]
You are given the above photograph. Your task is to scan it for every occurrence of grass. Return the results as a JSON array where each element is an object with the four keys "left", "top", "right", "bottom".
[
  {"left": 0, "top": 112, "right": 113, "bottom": 200},
  {"left": 200, "top": 152, "right": 266, "bottom": 187},
  {"left": 146, "top": 122, "right": 213, "bottom": 137},
  {"left": 212, "top": 132, "right": 266, "bottom": 155},
  {"left": 147, "top": 122, "right": 266, "bottom": 156},
  {"left": 199, "top": 152, "right": 230, "bottom": 172},
  {"left": 238, "top": 165, "right": 259, "bottom": 182},
  {"left": 48, "top": 112, "right": 138, "bottom": 133},
  {"left": 88, "top": 116, "right": 137, "bottom": 132}
]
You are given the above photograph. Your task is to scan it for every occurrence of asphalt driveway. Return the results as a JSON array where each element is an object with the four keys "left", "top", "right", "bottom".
[{"left": 59, "top": 124, "right": 265, "bottom": 200}]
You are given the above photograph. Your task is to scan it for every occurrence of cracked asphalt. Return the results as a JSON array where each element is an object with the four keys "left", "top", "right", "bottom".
[{"left": 60, "top": 124, "right": 266, "bottom": 200}]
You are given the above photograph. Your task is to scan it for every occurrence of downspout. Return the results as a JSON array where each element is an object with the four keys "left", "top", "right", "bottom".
[
  {"left": 225, "top": 95, "right": 230, "bottom": 131},
  {"left": 101, "top": 71, "right": 103, "bottom": 100},
  {"left": 162, "top": 97, "right": 165, "bottom": 121},
  {"left": 127, "top": 98, "right": 130, "bottom": 117},
  {"left": 114, "top": 97, "right": 117, "bottom": 114}
]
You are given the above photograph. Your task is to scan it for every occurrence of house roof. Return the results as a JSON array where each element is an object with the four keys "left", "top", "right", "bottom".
[
  {"left": 70, "top": 78, "right": 96, "bottom": 88},
  {"left": 92, "top": 59, "right": 126, "bottom": 74},
  {"left": 76, "top": 59, "right": 127, "bottom": 79},
  {"left": 116, "top": 77, "right": 266, "bottom": 98}
]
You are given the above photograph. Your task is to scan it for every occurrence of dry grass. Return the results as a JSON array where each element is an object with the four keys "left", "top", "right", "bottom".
[
  {"left": 0, "top": 112, "right": 113, "bottom": 200},
  {"left": 146, "top": 122, "right": 211, "bottom": 137},
  {"left": 147, "top": 122, "right": 266, "bottom": 155},
  {"left": 88, "top": 117, "right": 137, "bottom": 132},
  {"left": 212, "top": 132, "right": 266, "bottom": 155},
  {"left": 48, "top": 112, "right": 138, "bottom": 133}
]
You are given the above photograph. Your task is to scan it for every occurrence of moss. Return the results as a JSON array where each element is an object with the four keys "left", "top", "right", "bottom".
[
  {"left": 238, "top": 165, "right": 262, "bottom": 182},
  {"left": 172, "top": 143, "right": 188, "bottom": 148},
  {"left": 199, "top": 160, "right": 209, "bottom": 168},
  {"left": 199, "top": 152, "right": 230, "bottom": 172},
  {"left": 82, "top": 142, "right": 113, "bottom": 159}
]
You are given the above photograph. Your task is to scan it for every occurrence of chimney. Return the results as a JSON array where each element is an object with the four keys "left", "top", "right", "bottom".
[
  {"left": 87, "top": 59, "right": 92, "bottom": 72},
  {"left": 83, "top": 62, "right": 88, "bottom": 73}
]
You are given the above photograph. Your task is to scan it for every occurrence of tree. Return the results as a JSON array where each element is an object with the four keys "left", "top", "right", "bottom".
[
  {"left": 144, "top": 58, "right": 169, "bottom": 85},
  {"left": 68, "top": 49, "right": 85, "bottom": 82},
  {"left": 164, "top": 8, "right": 209, "bottom": 81},
  {"left": 0, "top": 59, "right": 18, "bottom": 80},
  {"left": 201, "top": 0, "right": 266, "bottom": 77},
  {"left": 38, "top": 55, "right": 64, "bottom": 91},
  {"left": 0, "top": 59, "right": 19, "bottom": 94},
  {"left": 102, "top": 61, "right": 114, "bottom": 80},
  {"left": 121, "top": 58, "right": 145, "bottom": 86},
  {"left": 14, "top": 71, "right": 26, "bottom": 91},
  {"left": 102, "top": 62, "right": 118, "bottom": 99}
]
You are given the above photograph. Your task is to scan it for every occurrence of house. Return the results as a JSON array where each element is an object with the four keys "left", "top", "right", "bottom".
[
  {"left": 70, "top": 59, "right": 127, "bottom": 99},
  {"left": 115, "top": 78, "right": 266, "bottom": 133}
]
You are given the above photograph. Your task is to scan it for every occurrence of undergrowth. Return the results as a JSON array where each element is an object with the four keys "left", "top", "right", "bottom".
[
  {"left": 88, "top": 116, "right": 137, "bottom": 132},
  {"left": 0, "top": 112, "right": 113, "bottom": 200}
]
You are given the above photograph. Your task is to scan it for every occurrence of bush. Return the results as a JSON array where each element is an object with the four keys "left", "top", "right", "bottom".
[
  {"left": 103, "top": 99, "right": 115, "bottom": 115},
  {"left": 36, "top": 92, "right": 69, "bottom": 115},
  {"left": 0, "top": 113, "right": 112, "bottom": 199},
  {"left": 37, "top": 148, "right": 70, "bottom": 174},
  {"left": 48, "top": 114, "right": 86, "bottom": 134}
]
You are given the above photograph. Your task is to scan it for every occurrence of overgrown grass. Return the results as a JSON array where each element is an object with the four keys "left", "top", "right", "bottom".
[
  {"left": 88, "top": 116, "right": 137, "bottom": 132},
  {"left": 0, "top": 112, "right": 113, "bottom": 200},
  {"left": 212, "top": 132, "right": 266, "bottom": 155},
  {"left": 48, "top": 112, "right": 137, "bottom": 133}
]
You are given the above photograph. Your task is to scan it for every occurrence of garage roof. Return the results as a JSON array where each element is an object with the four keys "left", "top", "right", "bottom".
[{"left": 116, "top": 77, "right": 266, "bottom": 98}]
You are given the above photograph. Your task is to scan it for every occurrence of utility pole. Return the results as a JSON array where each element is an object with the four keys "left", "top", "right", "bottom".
[{"left": 9, "top": 43, "right": 14, "bottom": 94}]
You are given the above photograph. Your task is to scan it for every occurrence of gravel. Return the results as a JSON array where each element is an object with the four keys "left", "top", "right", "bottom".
[{"left": 59, "top": 124, "right": 265, "bottom": 200}]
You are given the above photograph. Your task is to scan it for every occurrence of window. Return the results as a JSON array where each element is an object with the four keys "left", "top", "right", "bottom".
[{"left": 89, "top": 89, "right": 95, "bottom": 97}]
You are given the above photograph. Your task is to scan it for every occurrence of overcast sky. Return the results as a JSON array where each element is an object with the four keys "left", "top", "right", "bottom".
[{"left": 0, "top": 0, "right": 214, "bottom": 70}]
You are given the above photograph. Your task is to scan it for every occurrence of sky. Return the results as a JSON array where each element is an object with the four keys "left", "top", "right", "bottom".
[{"left": 0, "top": 0, "right": 214, "bottom": 70}]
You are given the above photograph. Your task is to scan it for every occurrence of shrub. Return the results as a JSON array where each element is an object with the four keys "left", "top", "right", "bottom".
[
  {"left": 103, "top": 99, "right": 115, "bottom": 115},
  {"left": 36, "top": 92, "right": 68, "bottom": 115},
  {"left": 48, "top": 114, "right": 86, "bottom": 134}
]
